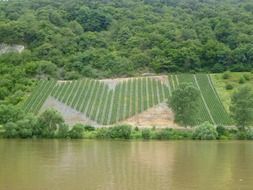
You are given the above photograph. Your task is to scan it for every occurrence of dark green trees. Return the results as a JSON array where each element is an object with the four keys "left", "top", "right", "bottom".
[
  {"left": 230, "top": 86, "right": 253, "bottom": 131},
  {"left": 169, "top": 83, "right": 200, "bottom": 127}
]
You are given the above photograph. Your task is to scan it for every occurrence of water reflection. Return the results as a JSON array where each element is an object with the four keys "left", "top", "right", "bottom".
[{"left": 0, "top": 140, "right": 253, "bottom": 190}]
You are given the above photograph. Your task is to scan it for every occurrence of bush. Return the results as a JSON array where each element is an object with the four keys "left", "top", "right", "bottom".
[
  {"left": 141, "top": 128, "right": 151, "bottom": 139},
  {"left": 155, "top": 128, "right": 174, "bottom": 140},
  {"left": 238, "top": 77, "right": 245, "bottom": 84},
  {"left": 131, "top": 130, "right": 142, "bottom": 139},
  {"left": 95, "top": 128, "right": 110, "bottom": 139},
  {"left": 222, "top": 72, "right": 230, "bottom": 79},
  {"left": 237, "top": 131, "right": 247, "bottom": 140},
  {"left": 57, "top": 124, "right": 69, "bottom": 138},
  {"left": 17, "top": 119, "right": 33, "bottom": 138},
  {"left": 108, "top": 125, "right": 132, "bottom": 139},
  {"left": 225, "top": 83, "right": 233, "bottom": 90},
  {"left": 243, "top": 74, "right": 250, "bottom": 81},
  {"left": 3, "top": 122, "right": 18, "bottom": 138},
  {"left": 193, "top": 122, "right": 218, "bottom": 140},
  {"left": 84, "top": 125, "right": 95, "bottom": 131},
  {"left": 216, "top": 125, "right": 226, "bottom": 136},
  {"left": 246, "top": 128, "right": 253, "bottom": 140},
  {"left": 237, "top": 128, "right": 253, "bottom": 140},
  {"left": 68, "top": 124, "right": 84, "bottom": 139}
]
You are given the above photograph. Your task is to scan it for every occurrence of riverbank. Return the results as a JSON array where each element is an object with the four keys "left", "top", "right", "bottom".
[{"left": 2, "top": 123, "right": 253, "bottom": 140}]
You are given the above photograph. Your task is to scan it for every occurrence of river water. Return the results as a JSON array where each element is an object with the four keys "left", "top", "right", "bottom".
[{"left": 0, "top": 139, "right": 253, "bottom": 190}]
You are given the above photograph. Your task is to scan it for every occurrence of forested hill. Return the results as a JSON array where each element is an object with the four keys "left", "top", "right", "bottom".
[{"left": 1, "top": 0, "right": 253, "bottom": 104}]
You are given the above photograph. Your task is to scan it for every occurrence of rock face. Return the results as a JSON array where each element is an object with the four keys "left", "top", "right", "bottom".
[{"left": 0, "top": 43, "right": 25, "bottom": 55}]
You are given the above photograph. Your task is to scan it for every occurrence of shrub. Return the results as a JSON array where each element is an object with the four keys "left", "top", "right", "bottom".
[
  {"left": 141, "top": 128, "right": 151, "bottom": 139},
  {"left": 38, "top": 109, "right": 64, "bottom": 138},
  {"left": 225, "top": 83, "right": 233, "bottom": 90},
  {"left": 131, "top": 130, "right": 142, "bottom": 139},
  {"left": 238, "top": 77, "right": 245, "bottom": 84},
  {"left": 216, "top": 125, "right": 226, "bottom": 136},
  {"left": 246, "top": 128, "right": 253, "bottom": 140},
  {"left": 237, "top": 128, "right": 253, "bottom": 140},
  {"left": 57, "top": 124, "right": 69, "bottom": 138},
  {"left": 68, "top": 124, "right": 84, "bottom": 139},
  {"left": 243, "top": 74, "right": 250, "bottom": 81},
  {"left": 108, "top": 125, "right": 132, "bottom": 139},
  {"left": 3, "top": 122, "right": 18, "bottom": 138},
  {"left": 155, "top": 128, "right": 174, "bottom": 140},
  {"left": 222, "top": 72, "right": 230, "bottom": 79},
  {"left": 193, "top": 122, "right": 218, "bottom": 140},
  {"left": 236, "top": 131, "right": 247, "bottom": 140},
  {"left": 95, "top": 128, "right": 110, "bottom": 139},
  {"left": 84, "top": 125, "right": 95, "bottom": 131}
]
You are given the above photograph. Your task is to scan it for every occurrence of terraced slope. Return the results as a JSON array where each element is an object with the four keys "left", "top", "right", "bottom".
[
  {"left": 168, "top": 74, "right": 231, "bottom": 125},
  {"left": 23, "top": 78, "right": 169, "bottom": 125},
  {"left": 23, "top": 74, "right": 232, "bottom": 126}
]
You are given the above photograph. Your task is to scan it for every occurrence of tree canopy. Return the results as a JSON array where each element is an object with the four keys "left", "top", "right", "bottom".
[
  {"left": 169, "top": 83, "right": 200, "bottom": 127},
  {"left": 230, "top": 85, "right": 253, "bottom": 130},
  {"left": 1, "top": 0, "right": 253, "bottom": 104}
]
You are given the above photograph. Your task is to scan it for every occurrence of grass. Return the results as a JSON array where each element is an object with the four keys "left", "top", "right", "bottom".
[{"left": 210, "top": 72, "right": 253, "bottom": 112}]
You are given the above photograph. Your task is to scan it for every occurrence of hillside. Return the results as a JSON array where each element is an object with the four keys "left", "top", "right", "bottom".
[
  {"left": 23, "top": 74, "right": 233, "bottom": 127},
  {"left": 1, "top": 0, "right": 253, "bottom": 106}
]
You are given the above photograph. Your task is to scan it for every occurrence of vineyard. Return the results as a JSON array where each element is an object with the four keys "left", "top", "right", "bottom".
[
  {"left": 23, "top": 77, "right": 170, "bottom": 125},
  {"left": 168, "top": 74, "right": 231, "bottom": 125},
  {"left": 23, "top": 74, "right": 232, "bottom": 126}
]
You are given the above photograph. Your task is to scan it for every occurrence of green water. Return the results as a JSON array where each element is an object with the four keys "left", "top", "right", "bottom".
[{"left": 0, "top": 140, "right": 253, "bottom": 190}]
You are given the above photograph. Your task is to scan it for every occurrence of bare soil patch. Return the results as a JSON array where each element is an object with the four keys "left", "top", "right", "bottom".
[{"left": 118, "top": 102, "right": 180, "bottom": 128}]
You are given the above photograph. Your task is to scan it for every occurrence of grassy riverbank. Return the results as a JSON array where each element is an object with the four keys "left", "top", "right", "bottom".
[{"left": 2, "top": 123, "right": 253, "bottom": 141}]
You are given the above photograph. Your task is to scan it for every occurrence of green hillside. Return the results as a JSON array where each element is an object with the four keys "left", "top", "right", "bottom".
[
  {"left": 169, "top": 74, "right": 231, "bottom": 125},
  {"left": 23, "top": 78, "right": 170, "bottom": 125},
  {"left": 23, "top": 74, "right": 232, "bottom": 126}
]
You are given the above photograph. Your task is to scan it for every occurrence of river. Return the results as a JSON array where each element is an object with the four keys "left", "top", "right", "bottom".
[{"left": 0, "top": 139, "right": 253, "bottom": 190}]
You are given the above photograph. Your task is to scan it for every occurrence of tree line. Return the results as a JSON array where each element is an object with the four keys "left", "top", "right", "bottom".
[{"left": 1, "top": 0, "right": 253, "bottom": 104}]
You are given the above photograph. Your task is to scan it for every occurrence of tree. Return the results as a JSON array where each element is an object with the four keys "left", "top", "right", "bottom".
[
  {"left": 169, "top": 83, "right": 200, "bottom": 127},
  {"left": 0, "top": 104, "right": 24, "bottom": 125},
  {"left": 38, "top": 109, "right": 64, "bottom": 137},
  {"left": 193, "top": 122, "right": 218, "bottom": 140},
  {"left": 230, "top": 86, "right": 253, "bottom": 130}
]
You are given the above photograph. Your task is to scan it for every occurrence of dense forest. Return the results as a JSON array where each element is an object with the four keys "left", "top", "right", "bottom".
[{"left": 1, "top": 0, "right": 253, "bottom": 105}]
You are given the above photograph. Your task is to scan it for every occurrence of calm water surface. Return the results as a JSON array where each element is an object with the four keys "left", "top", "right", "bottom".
[{"left": 0, "top": 140, "right": 253, "bottom": 190}]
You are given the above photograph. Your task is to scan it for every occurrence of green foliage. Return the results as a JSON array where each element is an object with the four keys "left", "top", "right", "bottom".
[
  {"left": 141, "top": 128, "right": 151, "bottom": 139},
  {"left": 84, "top": 125, "right": 95, "bottom": 131},
  {"left": 243, "top": 74, "right": 250, "bottom": 81},
  {"left": 107, "top": 125, "right": 132, "bottom": 139},
  {"left": 155, "top": 128, "right": 174, "bottom": 140},
  {"left": 222, "top": 72, "right": 230, "bottom": 79},
  {"left": 3, "top": 122, "right": 19, "bottom": 138},
  {"left": 193, "top": 122, "right": 218, "bottom": 140},
  {"left": 238, "top": 77, "right": 245, "bottom": 84},
  {"left": 0, "top": 104, "right": 24, "bottom": 125},
  {"left": 216, "top": 125, "right": 226, "bottom": 137},
  {"left": 230, "top": 86, "right": 253, "bottom": 130},
  {"left": 225, "top": 84, "right": 234, "bottom": 90},
  {"left": 68, "top": 124, "right": 84, "bottom": 139},
  {"left": 1, "top": 0, "right": 253, "bottom": 103},
  {"left": 38, "top": 108, "right": 64, "bottom": 138},
  {"left": 57, "top": 124, "right": 69, "bottom": 138},
  {"left": 169, "top": 83, "right": 200, "bottom": 127}
]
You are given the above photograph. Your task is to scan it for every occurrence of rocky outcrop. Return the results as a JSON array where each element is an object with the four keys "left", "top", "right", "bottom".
[{"left": 0, "top": 43, "right": 25, "bottom": 55}]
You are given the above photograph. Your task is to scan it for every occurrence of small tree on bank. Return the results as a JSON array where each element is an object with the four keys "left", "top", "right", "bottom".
[
  {"left": 169, "top": 83, "right": 200, "bottom": 127},
  {"left": 230, "top": 86, "right": 253, "bottom": 131},
  {"left": 38, "top": 109, "right": 64, "bottom": 137}
]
